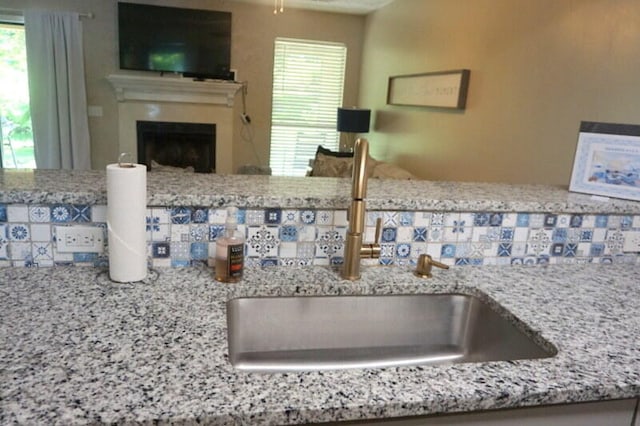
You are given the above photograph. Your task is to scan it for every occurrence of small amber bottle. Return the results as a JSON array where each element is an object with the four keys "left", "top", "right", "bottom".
[{"left": 213, "top": 207, "right": 245, "bottom": 283}]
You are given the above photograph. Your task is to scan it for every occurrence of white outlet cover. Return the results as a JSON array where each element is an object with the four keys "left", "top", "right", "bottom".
[{"left": 55, "top": 226, "right": 104, "bottom": 253}]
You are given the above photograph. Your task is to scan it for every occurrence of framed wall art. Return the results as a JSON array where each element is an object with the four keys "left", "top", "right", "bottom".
[
  {"left": 569, "top": 121, "right": 640, "bottom": 201},
  {"left": 387, "top": 69, "right": 470, "bottom": 109}
]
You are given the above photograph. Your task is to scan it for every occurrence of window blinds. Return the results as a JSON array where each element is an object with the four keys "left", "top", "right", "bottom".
[{"left": 269, "top": 38, "right": 347, "bottom": 176}]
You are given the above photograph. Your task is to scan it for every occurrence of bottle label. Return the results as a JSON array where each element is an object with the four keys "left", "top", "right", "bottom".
[{"left": 227, "top": 243, "right": 244, "bottom": 278}]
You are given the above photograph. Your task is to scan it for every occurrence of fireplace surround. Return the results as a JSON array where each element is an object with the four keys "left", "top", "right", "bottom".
[{"left": 108, "top": 74, "right": 241, "bottom": 174}]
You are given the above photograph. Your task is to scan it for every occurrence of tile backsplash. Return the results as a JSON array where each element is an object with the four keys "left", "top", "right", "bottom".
[{"left": 1, "top": 203, "right": 639, "bottom": 268}]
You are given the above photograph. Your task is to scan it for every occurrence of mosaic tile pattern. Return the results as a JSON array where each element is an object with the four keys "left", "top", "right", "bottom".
[{"left": 1, "top": 203, "right": 639, "bottom": 268}]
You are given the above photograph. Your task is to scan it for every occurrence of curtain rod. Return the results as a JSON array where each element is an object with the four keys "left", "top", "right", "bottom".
[{"left": 0, "top": 8, "right": 94, "bottom": 19}]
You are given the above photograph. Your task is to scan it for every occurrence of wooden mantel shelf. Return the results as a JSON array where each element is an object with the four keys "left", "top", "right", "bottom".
[{"left": 107, "top": 74, "right": 242, "bottom": 107}]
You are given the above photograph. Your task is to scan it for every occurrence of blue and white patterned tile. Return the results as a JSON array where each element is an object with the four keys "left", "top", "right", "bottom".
[
  {"left": 528, "top": 213, "right": 545, "bottom": 228},
  {"left": 431, "top": 213, "right": 445, "bottom": 226},
  {"left": 191, "top": 207, "right": 209, "bottom": 224},
  {"left": 244, "top": 209, "right": 264, "bottom": 225},
  {"left": 264, "top": 208, "right": 282, "bottom": 224},
  {"left": 296, "top": 242, "right": 316, "bottom": 258},
  {"left": 50, "top": 204, "right": 72, "bottom": 223},
  {"left": 29, "top": 224, "right": 51, "bottom": 242},
  {"left": 152, "top": 242, "right": 171, "bottom": 258},
  {"left": 146, "top": 214, "right": 161, "bottom": 233},
  {"left": 410, "top": 242, "right": 427, "bottom": 257},
  {"left": 190, "top": 225, "right": 208, "bottom": 242},
  {"left": 247, "top": 226, "right": 279, "bottom": 257},
  {"left": 8, "top": 224, "right": 29, "bottom": 241},
  {"left": 279, "top": 225, "right": 298, "bottom": 242},
  {"left": 413, "top": 227, "right": 428, "bottom": 242},
  {"left": 314, "top": 210, "right": 332, "bottom": 225},
  {"left": 71, "top": 205, "right": 91, "bottom": 222},
  {"left": 7, "top": 205, "right": 28, "bottom": 222},
  {"left": 170, "top": 242, "right": 191, "bottom": 261},
  {"left": 190, "top": 242, "right": 208, "bottom": 260},
  {"left": 0, "top": 225, "right": 7, "bottom": 259},
  {"left": 516, "top": 213, "right": 530, "bottom": 228},
  {"left": 300, "top": 210, "right": 316, "bottom": 225},
  {"left": 569, "top": 214, "right": 584, "bottom": 228},
  {"left": 398, "top": 211, "right": 414, "bottom": 226},
  {"left": 171, "top": 207, "right": 192, "bottom": 224},
  {"left": 605, "top": 230, "right": 624, "bottom": 255},
  {"left": 395, "top": 243, "right": 411, "bottom": 258},
  {"left": 171, "top": 224, "right": 190, "bottom": 243},
  {"left": 620, "top": 215, "right": 633, "bottom": 230},
  {"left": 527, "top": 229, "right": 552, "bottom": 256},
  {"left": 315, "top": 227, "right": 345, "bottom": 258},
  {"left": 0, "top": 204, "right": 7, "bottom": 222},
  {"left": 150, "top": 224, "right": 169, "bottom": 242},
  {"left": 382, "top": 212, "right": 399, "bottom": 227},
  {"left": 428, "top": 227, "right": 443, "bottom": 242},
  {"left": 32, "top": 243, "right": 53, "bottom": 262},
  {"left": 280, "top": 258, "right": 312, "bottom": 267},
  {"left": 209, "top": 225, "right": 226, "bottom": 241},
  {"left": 381, "top": 227, "right": 397, "bottom": 243},
  {"left": 29, "top": 206, "right": 50, "bottom": 223},
  {"left": 208, "top": 208, "right": 227, "bottom": 224},
  {"left": 544, "top": 214, "right": 558, "bottom": 228},
  {"left": 281, "top": 210, "right": 300, "bottom": 224}
]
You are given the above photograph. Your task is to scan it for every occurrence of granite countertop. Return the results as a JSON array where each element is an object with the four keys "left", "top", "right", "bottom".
[
  {"left": 2, "top": 263, "right": 639, "bottom": 425},
  {"left": 1, "top": 168, "right": 640, "bottom": 213}
]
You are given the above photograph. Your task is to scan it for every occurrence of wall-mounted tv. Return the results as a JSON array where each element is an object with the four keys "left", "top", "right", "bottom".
[{"left": 118, "top": 2, "right": 232, "bottom": 80}]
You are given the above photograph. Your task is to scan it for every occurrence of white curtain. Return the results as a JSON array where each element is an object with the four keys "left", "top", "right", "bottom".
[{"left": 24, "top": 10, "right": 91, "bottom": 170}]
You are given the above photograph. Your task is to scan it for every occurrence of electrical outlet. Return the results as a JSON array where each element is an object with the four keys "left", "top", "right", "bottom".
[
  {"left": 55, "top": 226, "right": 104, "bottom": 253},
  {"left": 622, "top": 231, "right": 640, "bottom": 252}
]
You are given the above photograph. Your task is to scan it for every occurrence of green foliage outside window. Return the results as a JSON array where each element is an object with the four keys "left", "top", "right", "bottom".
[{"left": 0, "top": 24, "right": 35, "bottom": 168}]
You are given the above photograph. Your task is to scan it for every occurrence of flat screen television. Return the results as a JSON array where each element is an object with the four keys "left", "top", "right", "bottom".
[{"left": 118, "top": 2, "right": 232, "bottom": 80}]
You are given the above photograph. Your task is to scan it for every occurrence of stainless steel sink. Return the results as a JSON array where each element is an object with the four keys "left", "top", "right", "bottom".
[{"left": 226, "top": 294, "right": 556, "bottom": 372}]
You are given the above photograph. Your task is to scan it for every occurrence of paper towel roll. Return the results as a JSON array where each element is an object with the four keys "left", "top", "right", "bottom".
[{"left": 107, "top": 162, "right": 147, "bottom": 282}]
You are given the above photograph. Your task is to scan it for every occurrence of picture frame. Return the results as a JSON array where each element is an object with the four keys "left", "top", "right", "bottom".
[
  {"left": 569, "top": 121, "right": 640, "bottom": 201},
  {"left": 387, "top": 69, "right": 470, "bottom": 109}
]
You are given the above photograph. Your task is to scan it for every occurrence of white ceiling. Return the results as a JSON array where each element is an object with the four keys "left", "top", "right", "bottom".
[{"left": 228, "top": 0, "right": 394, "bottom": 15}]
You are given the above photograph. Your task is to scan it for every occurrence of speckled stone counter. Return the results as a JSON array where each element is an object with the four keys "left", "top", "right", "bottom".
[
  {"left": 2, "top": 168, "right": 640, "bottom": 213},
  {"left": 2, "top": 263, "right": 639, "bottom": 425}
]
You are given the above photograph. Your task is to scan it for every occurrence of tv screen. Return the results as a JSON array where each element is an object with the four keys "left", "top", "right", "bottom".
[{"left": 118, "top": 2, "right": 232, "bottom": 80}]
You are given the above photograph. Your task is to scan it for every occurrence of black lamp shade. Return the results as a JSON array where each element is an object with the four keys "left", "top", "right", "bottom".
[{"left": 337, "top": 108, "right": 370, "bottom": 133}]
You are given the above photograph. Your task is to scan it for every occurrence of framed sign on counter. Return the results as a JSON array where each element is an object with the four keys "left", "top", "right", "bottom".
[
  {"left": 569, "top": 121, "right": 640, "bottom": 201},
  {"left": 387, "top": 69, "right": 470, "bottom": 109}
]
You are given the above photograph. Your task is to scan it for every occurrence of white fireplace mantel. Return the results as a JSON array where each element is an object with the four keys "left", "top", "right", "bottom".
[{"left": 107, "top": 74, "right": 242, "bottom": 107}]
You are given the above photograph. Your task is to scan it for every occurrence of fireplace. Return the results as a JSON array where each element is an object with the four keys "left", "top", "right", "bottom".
[{"left": 136, "top": 121, "right": 216, "bottom": 173}]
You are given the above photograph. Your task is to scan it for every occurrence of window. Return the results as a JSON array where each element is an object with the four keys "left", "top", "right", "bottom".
[
  {"left": 269, "top": 38, "right": 347, "bottom": 176},
  {"left": 0, "top": 19, "right": 35, "bottom": 168}
]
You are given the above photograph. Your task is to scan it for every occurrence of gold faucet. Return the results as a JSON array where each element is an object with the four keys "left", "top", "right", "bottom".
[{"left": 341, "top": 138, "right": 382, "bottom": 280}]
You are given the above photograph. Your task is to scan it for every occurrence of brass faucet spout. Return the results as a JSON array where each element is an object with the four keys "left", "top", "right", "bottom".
[{"left": 341, "top": 138, "right": 380, "bottom": 281}]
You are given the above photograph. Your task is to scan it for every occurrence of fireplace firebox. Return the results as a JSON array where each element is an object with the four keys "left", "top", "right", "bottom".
[{"left": 136, "top": 121, "right": 216, "bottom": 173}]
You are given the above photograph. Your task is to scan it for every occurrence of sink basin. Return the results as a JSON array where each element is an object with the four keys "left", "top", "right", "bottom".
[{"left": 226, "top": 293, "right": 556, "bottom": 372}]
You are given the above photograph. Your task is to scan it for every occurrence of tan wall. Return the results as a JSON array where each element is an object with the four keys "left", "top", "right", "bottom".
[
  {"left": 1, "top": 0, "right": 364, "bottom": 172},
  {"left": 360, "top": 0, "right": 640, "bottom": 185}
]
